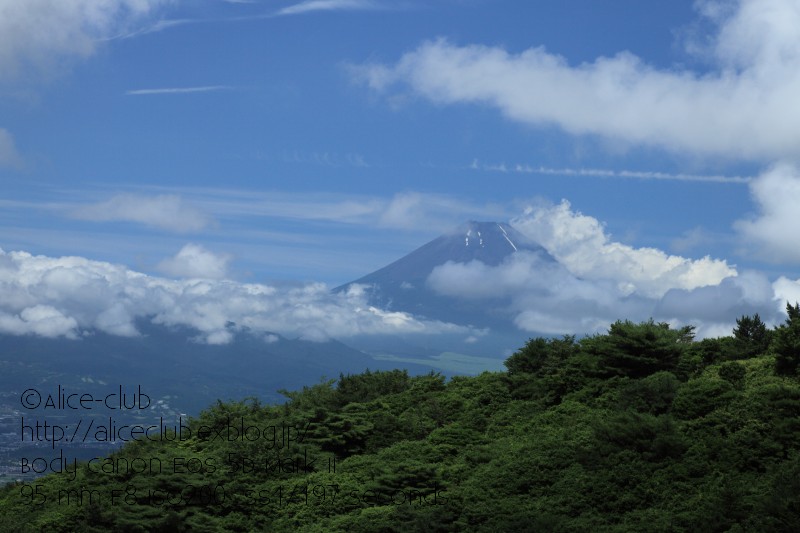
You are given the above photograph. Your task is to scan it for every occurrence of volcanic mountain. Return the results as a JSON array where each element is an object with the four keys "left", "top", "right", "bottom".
[{"left": 335, "top": 221, "right": 556, "bottom": 330}]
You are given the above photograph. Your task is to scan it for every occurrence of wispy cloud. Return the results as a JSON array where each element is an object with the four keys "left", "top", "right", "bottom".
[
  {"left": 0, "top": 128, "right": 23, "bottom": 168},
  {"left": 125, "top": 85, "right": 233, "bottom": 96},
  {"left": 1, "top": 186, "right": 511, "bottom": 288},
  {"left": 276, "top": 0, "right": 381, "bottom": 16},
  {"left": 146, "top": 187, "right": 509, "bottom": 231},
  {"left": 71, "top": 194, "right": 213, "bottom": 233},
  {"left": 113, "top": 18, "right": 204, "bottom": 40},
  {"left": 671, "top": 227, "right": 725, "bottom": 254},
  {"left": 469, "top": 159, "right": 751, "bottom": 184},
  {"left": 281, "top": 150, "right": 370, "bottom": 168}
]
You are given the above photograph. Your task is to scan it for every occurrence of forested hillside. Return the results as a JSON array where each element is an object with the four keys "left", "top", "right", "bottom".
[{"left": 3, "top": 306, "right": 800, "bottom": 532}]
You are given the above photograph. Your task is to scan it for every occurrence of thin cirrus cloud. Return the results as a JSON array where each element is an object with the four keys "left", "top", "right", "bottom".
[
  {"left": 353, "top": 0, "right": 800, "bottom": 162},
  {"left": 71, "top": 193, "right": 213, "bottom": 233},
  {"left": 129, "top": 187, "right": 509, "bottom": 232},
  {"left": 469, "top": 160, "right": 752, "bottom": 185},
  {"left": 125, "top": 85, "right": 234, "bottom": 95},
  {"left": 275, "top": 0, "right": 382, "bottom": 16}
]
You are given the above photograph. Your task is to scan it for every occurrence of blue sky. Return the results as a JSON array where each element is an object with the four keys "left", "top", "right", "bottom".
[{"left": 1, "top": 0, "right": 799, "bottom": 343}]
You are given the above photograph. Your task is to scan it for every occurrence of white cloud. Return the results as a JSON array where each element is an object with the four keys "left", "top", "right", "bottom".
[
  {"left": 0, "top": 128, "right": 22, "bottom": 168},
  {"left": 773, "top": 276, "right": 800, "bottom": 308},
  {"left": 510, "top": 200, "right": 736, "bottom": 299},
  {"left": 72, "top": 194, "right": 212, "bottom": 233},
  {"left": 427, "top": 250, "right": 651, "bottom": 336},
  {"left": 0, "top": 247, "right": 469, "bottom": 342},
  {"left": 422, "top": 201, "right": 784, "bottom": 338},
  {"left": 655, "top": 271, "right": 778, "bottom": 322},
  {"left": 0, "top": 0, "right": 171, "bottom": 82},
  {"left": 0, "top": 305, "right": 79, "bottom": 339},
  {"left": 355, "top": 0, "right": 800, "bottom": 160},
  {"left": 276, "top": 0, "right": 379, "bottom": 16},
  {"left": 734, "top": 162, "right": 800, "bottom": 263},
  {"left": 157, "top": 244, "right": 230, "bottom": 280},
  {"left": 428, "top": 251, "right": 560, "bottom": 300},
  {"left": 426, "top": 247, "right": 784, "bottom": 338}
]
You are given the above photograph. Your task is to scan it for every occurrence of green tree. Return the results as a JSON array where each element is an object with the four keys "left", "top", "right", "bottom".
[
  {"left": 584, "top": 320, "right": 693, "bottom": 379},
  {"left": 733, "top": 313, "right": 771, "bottom": 358},
  {"left": 774, "top": 302, "right": 800, "bottom": 375},
  {"left": 335, "top": 369, "right": 411, "bottom": 407},
  {"left": 718, "top": 361, "right": 746, "bottom": 387},
  {"left": 617, "top": 371, "right": 680, "bottom": 414},
  {"left": 504, "top": 335, "right": 576, "bottom": 376}
]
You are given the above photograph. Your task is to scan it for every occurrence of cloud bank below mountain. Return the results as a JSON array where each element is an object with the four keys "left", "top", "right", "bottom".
[{"left": 0, "top": 247, "right": 468, "bottom": 343}]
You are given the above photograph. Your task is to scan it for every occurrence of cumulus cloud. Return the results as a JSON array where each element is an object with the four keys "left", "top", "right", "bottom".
[
  {"left": 774, "top": 276, "right": 800, "bottom": 308},
  {"left": 0, "top": 128, "right": 22, "bottom": 167},
  {"left": 0, "top": 305, "right": 80, "bottom": 339},
  {"left": 510, "top": 200, "right": 736, "bottom": 299},
  {"left": 734, "top": 163, "right": 800, "bottom": 263},
  {"left": 427, "top": 251, "right": 786, "bottom": 339},
  {"left": 354, "top": 0, "right": 800, "bottom": 160},
  {"left": 0, "top": 247, "right": 468, "bottom": 342},
  {"left": 655, "top": 270, "right": 780, "bottom": 322},
  {"left": 427, "top": 251, "right": 628, "bottom": 335},
  {"left": 0, "top": 0, "right": 170, "bottom": 82},
  {"left": 423, "top": 201, "right": 792, "bottom": 338},
  {"left": 72, "top": 194, "right": 212, "bottom": 233},
  {"left": 157, "top": 244, "right": 230, "bottom": 280},
  {"left": 428, "top": 250, "right": 560, "bottom": 301}
]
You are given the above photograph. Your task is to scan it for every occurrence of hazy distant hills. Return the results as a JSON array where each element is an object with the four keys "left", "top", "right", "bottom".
[
  {"left": 0, "top": 322, "right": 431, "bottom": 412},
  {"left": 335, "top": 221, "right": 555, "bottom": 330}
]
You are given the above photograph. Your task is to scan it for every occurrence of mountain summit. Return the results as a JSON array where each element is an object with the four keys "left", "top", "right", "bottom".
[{"left": 336, "top": 221, "right": 555, "bottom": 328}]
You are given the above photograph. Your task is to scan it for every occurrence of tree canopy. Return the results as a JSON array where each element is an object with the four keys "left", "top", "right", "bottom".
[{"left": 2, "top": 313, "right": 799, "bottom": 531}]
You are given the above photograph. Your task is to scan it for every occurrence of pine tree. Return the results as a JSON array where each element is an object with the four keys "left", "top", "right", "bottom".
[{"left": 774, "top": 302, "right": 800, "bottom": 375}]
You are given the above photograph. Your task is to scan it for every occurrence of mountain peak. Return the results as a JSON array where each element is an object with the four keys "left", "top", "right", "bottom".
[
  {"left": 340, "top": 221, "right": 551, "bottom": 288},
  {"left": 456, "top": 221, "right": 520, "bottom": 253},
  {"left": 334, "top": 221, "right": 555, "bottom": 328}
]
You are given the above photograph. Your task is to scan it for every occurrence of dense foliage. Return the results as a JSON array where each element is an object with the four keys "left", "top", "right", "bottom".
[{"left": 3, "top": 309, "right": 800, "bottom": 532}]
